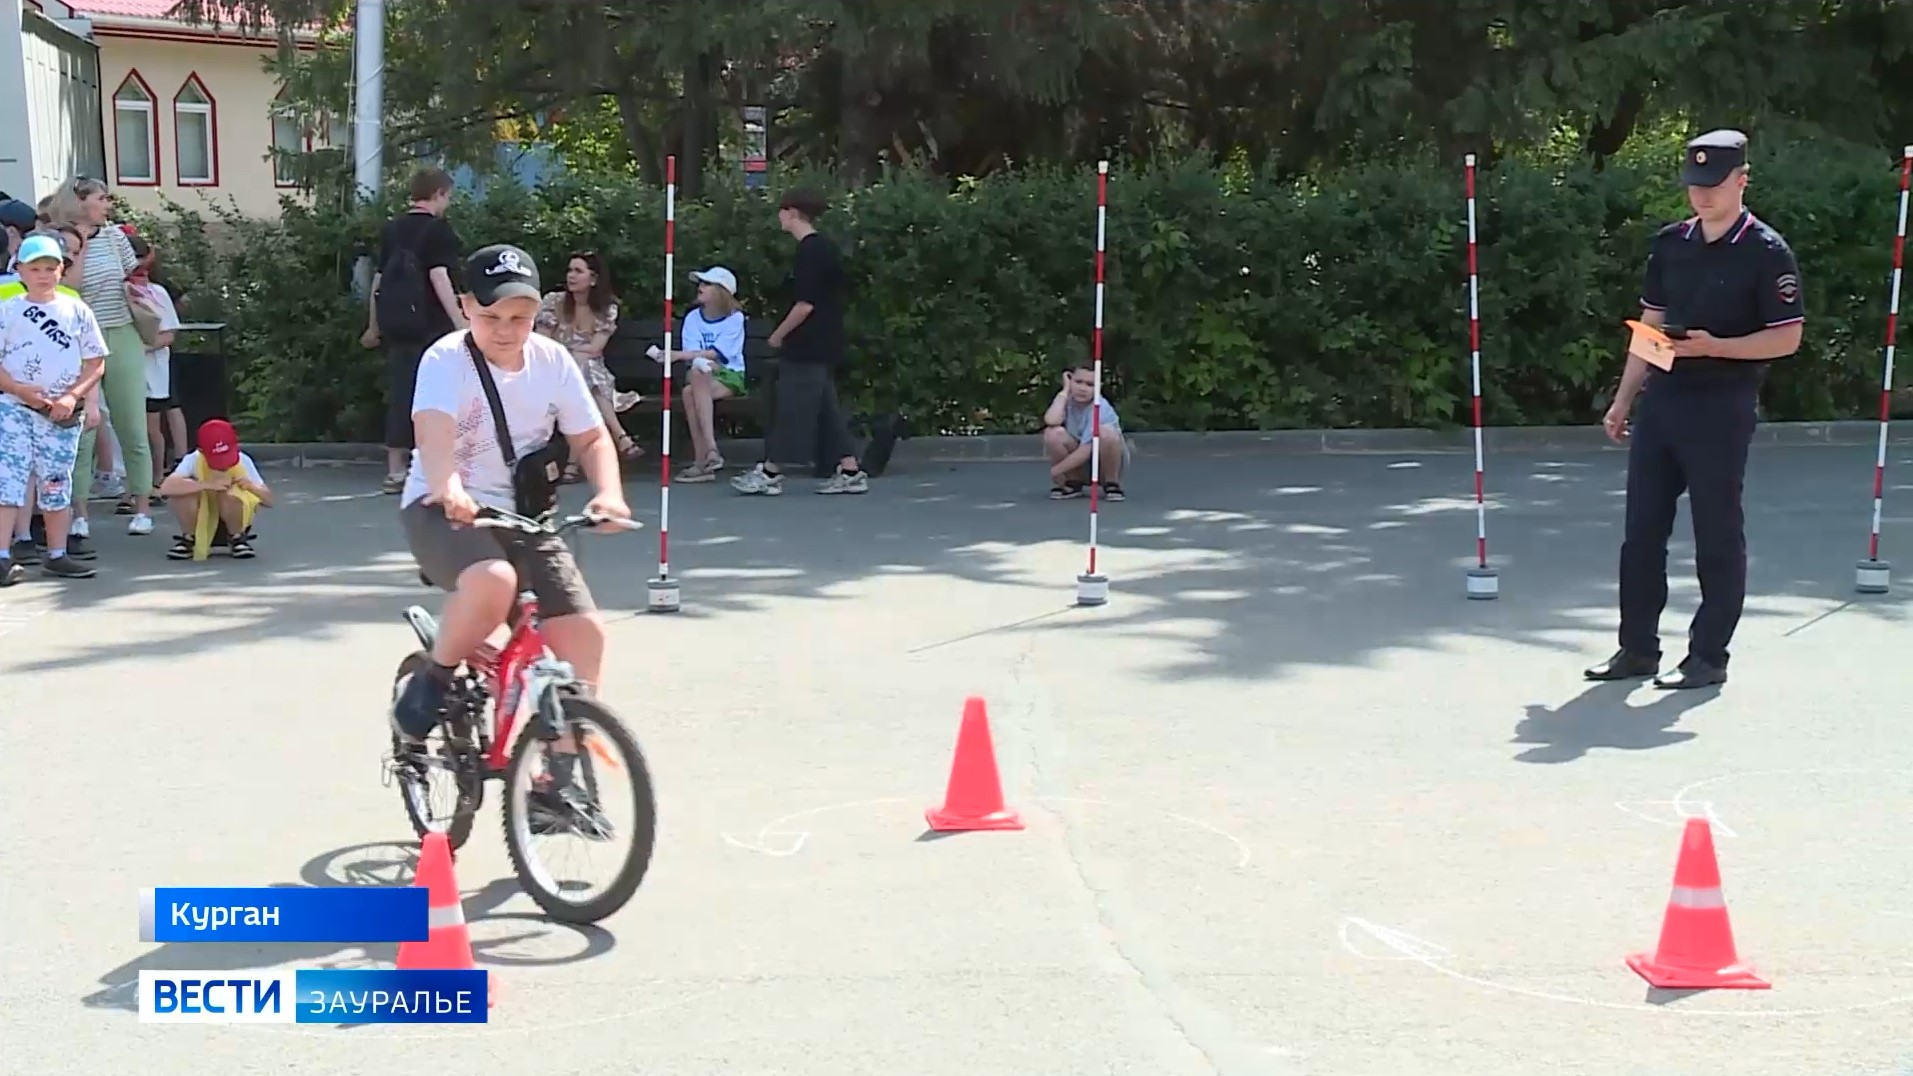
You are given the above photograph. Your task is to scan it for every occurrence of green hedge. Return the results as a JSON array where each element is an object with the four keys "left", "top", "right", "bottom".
[{"left": 130, "top": 134, "right": 1911, "bottom": 443}]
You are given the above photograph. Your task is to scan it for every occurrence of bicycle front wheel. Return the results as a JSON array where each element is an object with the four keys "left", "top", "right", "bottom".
[{"left": 501, "top": 692, "right": 657, "bottom": 924}]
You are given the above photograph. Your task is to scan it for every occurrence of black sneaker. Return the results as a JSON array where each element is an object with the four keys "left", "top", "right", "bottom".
[
  {"left": 65, "top": 534, "right": 96, "bottom": 561},
  {"left": 166, "top": 535, "right": 193, "bottom": 560},
  {"left": 8, "top": 539, "right": 38, "bottom": 566},
  {"left": 0, "top": 561, "right": 24, "bottom": 587},
  {"left": 42, "top": 554, "right": 96, "bottom": 579}
]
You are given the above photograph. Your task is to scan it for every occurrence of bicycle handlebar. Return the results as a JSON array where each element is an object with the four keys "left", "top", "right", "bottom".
[{"left": 471, "top": 505, "right": 643, "bottom": 536}]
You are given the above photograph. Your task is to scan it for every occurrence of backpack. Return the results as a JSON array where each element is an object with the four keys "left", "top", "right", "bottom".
[{"left": 375, "top": 245, "right": 432, "bottom": 341}]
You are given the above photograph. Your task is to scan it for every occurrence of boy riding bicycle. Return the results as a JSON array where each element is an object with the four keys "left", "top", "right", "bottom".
[{"left": 391, "top": 244, "right": 633, "bottom": 832}]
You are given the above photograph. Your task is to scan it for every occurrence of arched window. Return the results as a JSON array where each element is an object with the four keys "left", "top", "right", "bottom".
[
  {"left": 112, "top": 72, "right": 158, "bottom": 185},
  {"left": 270, "top": 88, "right": 306, "bottom": 187},
  {"left": 173, "top": 74, "right": 218, "bottom": 185}
]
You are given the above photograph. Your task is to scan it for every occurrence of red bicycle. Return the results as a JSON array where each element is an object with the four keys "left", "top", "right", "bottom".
[{"left": 384, "top": 506, "right": 656, "bottom": 925}]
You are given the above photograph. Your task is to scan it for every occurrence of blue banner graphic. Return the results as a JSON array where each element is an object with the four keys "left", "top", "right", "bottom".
[
  {"left": 295, "top": 969, "right": 489, "bottom": 1023},
  {"left": 139, "top": 887, "right": 430, "bottom": 943}
]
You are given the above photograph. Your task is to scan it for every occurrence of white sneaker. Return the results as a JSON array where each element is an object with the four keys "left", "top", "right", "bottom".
[{"left": 128, "top": 513, "right": 154, "bottom": 536}]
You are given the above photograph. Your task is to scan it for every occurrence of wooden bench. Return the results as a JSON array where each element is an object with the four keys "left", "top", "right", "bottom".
[{"left": 602, "top": 316, "right": 780, "bottom": 450}]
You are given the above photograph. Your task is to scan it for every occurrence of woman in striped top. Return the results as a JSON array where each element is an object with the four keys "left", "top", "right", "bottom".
[{"left": 48, "top": 177, "right": 155, "bottom": 536}]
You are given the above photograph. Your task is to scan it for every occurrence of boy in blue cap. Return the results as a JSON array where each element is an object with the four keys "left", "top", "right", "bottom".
[{"left": 0, "top": 234, "right": 109, "bottom": 584}]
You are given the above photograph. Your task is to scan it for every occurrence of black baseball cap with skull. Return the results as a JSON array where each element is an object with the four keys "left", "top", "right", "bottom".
[{"left": 464, "top": 244, "right": 542, "bottom": 305}]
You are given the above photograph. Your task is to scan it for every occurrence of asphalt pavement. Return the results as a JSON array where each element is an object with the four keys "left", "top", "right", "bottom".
[{"left": 2, "top": 444, "right": 1909, "bottom": 1075}]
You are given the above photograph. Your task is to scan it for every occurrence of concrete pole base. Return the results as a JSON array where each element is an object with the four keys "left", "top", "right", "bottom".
[
  {"left": 1855, "top": 558, "right": 1891, "bottom": 595},
  {"left": 1465, "top": 566, "right": 1500, "bottom": 601},
  {"left": 647, "top": 577, "right": 682, "bottom": 613},
  {"left": 1075, "top": 573, "right": 1109, "bottom": 607}
]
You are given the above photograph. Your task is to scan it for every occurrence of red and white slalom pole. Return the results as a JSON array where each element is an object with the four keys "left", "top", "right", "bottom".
[
  {"left": 1075, "top": 160, "right": 1111, "bottom": 607},
  {"left": 648, "top": 155, "right": 681, "bottom": 613},
  {"left": 1856, "top": 144, "right": 1913, "bottom": 595},
  {"left": 1463, "top": 153, "right": 1498, "bottom": 600}
]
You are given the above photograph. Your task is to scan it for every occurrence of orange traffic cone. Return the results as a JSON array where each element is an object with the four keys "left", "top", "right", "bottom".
[
  {"left": 1625, "top": 817, "right": 1769, "bottom": 989},
  {"left": 397, "top": 832, "right": 496, "bottom": 1006},
  {"left": 925, "top": 696, "right": 1023, "bottom": 832}
]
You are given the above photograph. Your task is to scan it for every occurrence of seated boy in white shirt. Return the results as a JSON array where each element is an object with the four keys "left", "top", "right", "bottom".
[{"left": 155, "top": 418, "right": 274, "bottom": 560}]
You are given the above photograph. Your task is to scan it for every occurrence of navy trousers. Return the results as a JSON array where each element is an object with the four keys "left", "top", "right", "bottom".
[{"left": 1617, "top": 378, "right": 1759, "bottom": 667}]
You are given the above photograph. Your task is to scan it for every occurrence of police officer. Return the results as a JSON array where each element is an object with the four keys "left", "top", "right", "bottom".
[{"left": 1584, "top": 129, "right": 1805, "bottom": 689}]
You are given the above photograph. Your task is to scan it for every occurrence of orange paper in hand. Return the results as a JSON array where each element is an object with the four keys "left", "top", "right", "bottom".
[{"left": 1625, "top": 320, "right": 1675, "bottom": 371}]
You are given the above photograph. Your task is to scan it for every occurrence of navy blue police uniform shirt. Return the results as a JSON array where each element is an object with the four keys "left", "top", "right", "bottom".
[{"left": 1639, "top": 210, "right": 1805, "bottom": 384}]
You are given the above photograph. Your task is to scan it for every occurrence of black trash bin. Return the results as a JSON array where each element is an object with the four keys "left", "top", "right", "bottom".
[{"left": 170, "top": 322, "right": 231, "bottom": 436}]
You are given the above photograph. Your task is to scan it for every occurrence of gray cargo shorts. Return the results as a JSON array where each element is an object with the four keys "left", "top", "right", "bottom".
[{"left": 400, "top": 500, "right": 597, "bottom": 618}]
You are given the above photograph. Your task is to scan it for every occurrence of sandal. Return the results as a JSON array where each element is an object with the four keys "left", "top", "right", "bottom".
[
  {"left": 1099, "top": 482, "right": 1126, "bottom": 502},
  {"left": 617, "top": 434, "right": 646, "bottom": 462},
  {"left": 1049, "top": 481, "right": 1085, "bottom": 500},
  {"left": 381, "top": 473, "right": 405, "bottom": 495}
]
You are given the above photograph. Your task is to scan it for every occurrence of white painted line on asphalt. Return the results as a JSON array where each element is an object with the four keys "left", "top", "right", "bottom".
[
  {"left": 1337, "top": 913, "right": 1913, "bottom": 1018},
  {"left": 1614, "top": 799, "right": 1738, "bottom": 838},
  {"left": 1671, "top": 767, "right": 1912, "bottom": 831},
  {"left": 720, "top": 793, "right": 1256, "bottom": 869},
  {"left": 721, "top": 797, "right": 910, "bottom": 857}
]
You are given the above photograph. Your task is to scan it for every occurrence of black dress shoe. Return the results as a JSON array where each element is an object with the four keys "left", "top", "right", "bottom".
[
  {"left": 1653, "top": 658, "right": 1727, "bottom": 690},
  {"left": 1584, "top": 649, "right": 1659, "bottom": 681}
]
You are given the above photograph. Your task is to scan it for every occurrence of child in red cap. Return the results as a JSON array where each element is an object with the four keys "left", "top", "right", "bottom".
[{"left": 154, "top": 418, "right": 274, "bottom": 560}]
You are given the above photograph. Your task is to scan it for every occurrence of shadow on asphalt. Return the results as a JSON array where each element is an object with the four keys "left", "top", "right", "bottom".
[
  {"left": 1510, "top": 679, "right": 1715, "bottom": 764},
  {"left": 18, "top": 449, "right": 1913, "bottom": 760},
  {"left": 79, "top": 840, "right": 614, "bottom": 1020}
]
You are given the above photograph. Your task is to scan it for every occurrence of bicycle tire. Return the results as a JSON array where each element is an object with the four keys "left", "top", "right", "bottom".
[
  {"left": 392, "top": 652, "right": 482, "bottom": 851},
  {"left": 501, "top": 691, "right": 657, "bottom": 924}
]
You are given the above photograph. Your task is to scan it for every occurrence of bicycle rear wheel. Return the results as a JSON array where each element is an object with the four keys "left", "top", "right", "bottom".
[
  {"left": 501, "top": 691, "right": 657, "bottom": 924},
  {"left": 390, "top": 652, "right": 484, "bottom": 850}
]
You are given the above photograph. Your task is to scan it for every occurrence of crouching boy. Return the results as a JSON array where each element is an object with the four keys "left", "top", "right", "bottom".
[
  {"left": 1042, "top": 358, "right": 1129, "bottom": 501},
  {"left": 156, "top": 419, "right": 273, "bottom": 560}
]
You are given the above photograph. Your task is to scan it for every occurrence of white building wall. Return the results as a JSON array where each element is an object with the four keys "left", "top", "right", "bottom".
[{"left": 0, "top": 2, "right": 104, "bottom": 203}]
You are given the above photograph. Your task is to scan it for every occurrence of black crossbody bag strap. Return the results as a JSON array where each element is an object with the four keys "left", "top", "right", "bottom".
[{"left": 464, "top": 333, "right": 517, "bottom": 469}]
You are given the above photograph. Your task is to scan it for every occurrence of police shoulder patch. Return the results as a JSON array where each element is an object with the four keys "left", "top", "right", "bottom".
[{"left": 1776, "top": 273, "right": 1800, "bottom": 304}]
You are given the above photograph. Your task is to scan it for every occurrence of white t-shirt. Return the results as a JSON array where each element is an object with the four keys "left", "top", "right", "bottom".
[
  {"left": 132, "top": 282, "right": 181, "bottom": 398},
  {"left": 0, "top": 291, "right": 109, "bottom": 397},
  {"left": 401, "top": 331, "right": 602, "bottom": 511},
  {"left": 171, "top": 450, "right": 264, "bottom": 485},
  {"left": 679, "top": 307, "right": 746, "bottom": 372}
]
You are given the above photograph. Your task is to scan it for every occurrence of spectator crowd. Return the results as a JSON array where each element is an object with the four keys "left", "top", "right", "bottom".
[
  {"left": 0, "top": 177, "right": 274, "bottom": 587},
  {"left": 0, "top": 166, "right": 1134, "bottom": 591}
]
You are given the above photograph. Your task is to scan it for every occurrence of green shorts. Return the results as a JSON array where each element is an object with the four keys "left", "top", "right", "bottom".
[{"left": 711, "top": 366, "right": 747, "bottom": 396}]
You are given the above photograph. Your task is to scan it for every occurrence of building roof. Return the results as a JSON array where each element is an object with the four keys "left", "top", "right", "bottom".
[
  {"left": 59, "top": 0, "right": 185, "bottom": 16},
  {"left": 48, "top": 0, "right": 320, "bottom": 43}
]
